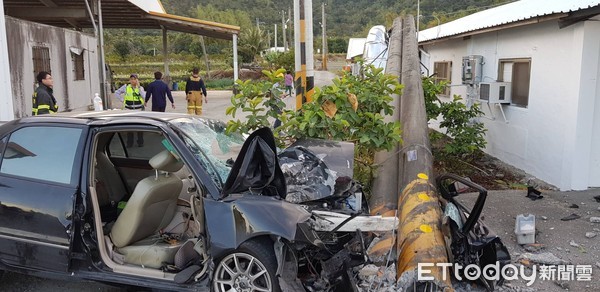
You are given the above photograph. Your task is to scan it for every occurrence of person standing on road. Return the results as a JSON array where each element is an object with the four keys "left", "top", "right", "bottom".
[
  {"left": 115, "top": 74, "right": 145, "bottom": 147},
  {"left": 32, "top": 71, "right": 58, "bottom": 115},
  {"left": 145, "top": 71, "right": 175, "bottom": 112},
  {"left": 284, "top": 70, "right": 294, "bottom": 97},
  {"left": 185, "top": 68, "right": 207, "bottom": 115}
]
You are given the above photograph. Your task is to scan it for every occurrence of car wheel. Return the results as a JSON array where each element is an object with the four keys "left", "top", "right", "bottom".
[{"left": 213, "top": 239, "right": 280, "bottom": 292}]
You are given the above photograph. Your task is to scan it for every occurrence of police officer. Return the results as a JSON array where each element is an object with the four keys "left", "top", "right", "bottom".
[
  {"left": 32, "top": 71, "right": 58, "bottom": 115},
  {"left": 115, "top": 74, "right": 146, "bottom": 147},
  {"left": 116, "top": 74, "right": 146, "bottom": 110}
]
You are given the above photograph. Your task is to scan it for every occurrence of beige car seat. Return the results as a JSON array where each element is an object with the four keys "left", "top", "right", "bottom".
[
  {"left": 95, "top": 151, "right": 128, "bottom": 207},
  {"left": 110, "top": 150, "right": 184, "bottom": 268}
]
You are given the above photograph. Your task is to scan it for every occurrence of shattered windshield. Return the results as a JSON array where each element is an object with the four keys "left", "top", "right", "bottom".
[{"left": 170, "top": 117, "right": 245, "bottom": 189}]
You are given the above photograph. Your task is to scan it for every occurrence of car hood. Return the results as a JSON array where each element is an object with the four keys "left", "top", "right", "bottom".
[{"left": 221, "top": 127, "right": 287, "bottom": 199}]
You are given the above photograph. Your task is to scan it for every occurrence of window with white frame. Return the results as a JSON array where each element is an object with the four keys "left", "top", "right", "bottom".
[
  {"left": 498, "top": 58, "right": 531, "bottom": 107},
  {"left": 433, "top": 61, "right": 452, "bottom": 96}
]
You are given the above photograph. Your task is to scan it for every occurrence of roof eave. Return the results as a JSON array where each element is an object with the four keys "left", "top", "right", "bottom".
[{"left": 419, "top": 13, "right": 567, "bottom": 45}]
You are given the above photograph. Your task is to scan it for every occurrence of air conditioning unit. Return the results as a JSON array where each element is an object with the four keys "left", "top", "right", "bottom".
[{"left": 479, "top": 82, "right": 511, "bottom": 104}]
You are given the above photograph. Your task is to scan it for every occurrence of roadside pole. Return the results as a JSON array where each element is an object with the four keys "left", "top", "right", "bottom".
[
  {"left": 294, "top": 0, "right": 314, "bottom": 110},
  {"left": 396, "top": 15, "right": 451, "bottom": 290}
]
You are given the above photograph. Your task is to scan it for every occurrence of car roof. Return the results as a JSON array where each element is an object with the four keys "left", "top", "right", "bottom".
[{"left": 10, "top": 110, "right": 198, "bottom": 126}]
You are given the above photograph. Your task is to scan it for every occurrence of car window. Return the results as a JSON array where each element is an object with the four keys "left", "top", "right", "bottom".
[
  {"left": 0, "top": 126, "right": 82, "bottom": 184},
  {"left": 108, "top": 133, "right": 126, "bottom": 157},
  {"left": 108, "top": 131, "right": 166, "bottom": 160}
]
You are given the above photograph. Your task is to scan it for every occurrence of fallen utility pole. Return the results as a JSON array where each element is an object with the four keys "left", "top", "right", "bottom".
[
  {"left": 370, "top": 18, "right": 402, "bottom": 218},
  {"left": 395, "top": 15, "right": 451, "bottom": 290}
]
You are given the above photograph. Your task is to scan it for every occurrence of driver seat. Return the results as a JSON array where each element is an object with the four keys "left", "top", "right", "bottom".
[{"left": 110, "top": 150, "right": 184, "bottom": 268}]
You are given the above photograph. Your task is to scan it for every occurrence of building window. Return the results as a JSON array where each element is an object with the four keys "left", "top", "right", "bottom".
[
  {"left": 498, "top": 58, "right": 531, "bottom": 107},
  {"left": 0, "top": 126, "right": 82, "bottom": 185},
  {"left": 32, "top": 46, "right": 51, "bottom": 77},
  {"left": 72, "top": 52, "right": 85, "bottom": 80},
  {"left": 433, "top": 61, "right": 452, "bottom": 96}
]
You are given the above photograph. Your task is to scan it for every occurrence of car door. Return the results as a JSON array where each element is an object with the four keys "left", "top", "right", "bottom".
[{"left": 0, "top": 125, "right": 84, "bottom": 271}]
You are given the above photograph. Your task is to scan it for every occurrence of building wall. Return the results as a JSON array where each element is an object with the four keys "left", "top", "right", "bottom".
[
  {"left": 0, "top": 2, "right": 14, "bottom": 121},
  {"left": 422, "top": 19, "right": 600, "bottom": 190},
  {"left": 5, "top": 16, "right": 99, "bottom": 118}
]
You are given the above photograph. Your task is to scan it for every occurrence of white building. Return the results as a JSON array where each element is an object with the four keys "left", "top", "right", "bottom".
[
  {"left": 6, "top": 16, "right": 100, "bottom": 118},
  {"left": 419, "top": 0, "right": 600, "bottom": 190}
]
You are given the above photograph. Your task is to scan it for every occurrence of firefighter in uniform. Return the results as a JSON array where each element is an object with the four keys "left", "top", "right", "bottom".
[
  {"left": 185, "top": 68, "right": 207, "bottom": 115},
  {"left": 115, "top": 74, "right": 146, "bottom": 147},
  {"left": 32, "top": 71, "right": 58, "bottom": 115}
]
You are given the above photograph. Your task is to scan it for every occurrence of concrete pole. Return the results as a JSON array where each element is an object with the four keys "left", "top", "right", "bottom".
[
  {"left": 288, "top": 7, "right": 293, "bottom": 52},
  {"left": 0, "top": 0, "right": 14, "bottom": 120},
  {"left": 282, "top": 10, "right": 287, "bottom": 51},
  {"left": 369, "top": 18, "right": 402, "bottom": 217},
  {"left": 98, "top": 0, "right": 109, "bottom": 108},
  {"left": 233, "top": 34, "right": 239, "bottom": 82},
  {"left": 395, "top": 15, "right": 451, "bottom": 290},
  {"left": 321, "top": 2, "right": 327, "bottom": 71},
  {"left": 274, "top": 24, "right": 278, "bottom": 49},
  {"left": 162, "top": 26, "right": 170, "bottom": 87}
]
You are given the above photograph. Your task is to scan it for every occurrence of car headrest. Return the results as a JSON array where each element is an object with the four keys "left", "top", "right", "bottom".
[{"left": 149, "top": 150, "right": 183, "bottom": 173}]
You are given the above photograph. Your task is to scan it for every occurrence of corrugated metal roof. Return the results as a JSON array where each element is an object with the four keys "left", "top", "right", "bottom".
[{"left": 418, "top": 0, "right": 600, "bottom": 43}]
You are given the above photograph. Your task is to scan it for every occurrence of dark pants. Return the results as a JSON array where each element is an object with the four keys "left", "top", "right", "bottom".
[
  {"left": 272, "top": 106, "right": 282, "bottom": 129},
  {"left": 126, "top": 132, "right": 144, "bottom": 147},
  {"left": 152, "top": 106, "right": 166, "bottom": 112}
]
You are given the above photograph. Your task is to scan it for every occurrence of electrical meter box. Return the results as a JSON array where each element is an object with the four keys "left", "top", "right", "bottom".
[{"left": 462, "top": 55, "right": 483, "bottom": 85}]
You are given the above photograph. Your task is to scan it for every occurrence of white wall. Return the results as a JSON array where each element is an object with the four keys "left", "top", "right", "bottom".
[
  {"left": 5, "top": 16, "right": 100, "bottom": 118},
  {"left": 422, "top": 19, "right": 600, "bottom": 190},
  {"left": 0, "top": 2, "right": 14, "bottom": 121},
  {"left": 586, "top": 16, "right": 600, "bottom": 187}
]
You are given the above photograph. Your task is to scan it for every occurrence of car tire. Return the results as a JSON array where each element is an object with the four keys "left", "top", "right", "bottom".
[{"left": 213, "top": 238, "right": 281, "bottom": 292}]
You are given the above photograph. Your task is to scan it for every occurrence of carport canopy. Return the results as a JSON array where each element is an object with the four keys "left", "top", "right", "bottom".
[
  {"left": 3, "top": 0, "right": 240, "bottom": 40},
  {"left": 3, "top": 0, "right": 241, "bottom": 107}
]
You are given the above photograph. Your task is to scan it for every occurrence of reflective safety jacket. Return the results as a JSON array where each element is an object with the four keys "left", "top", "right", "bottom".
[
  {"left": 123, "top": 85, "right": 144, "bottom": 109},
  {"left": 32, "top": 84, "right": 58, "bottom": 115}
]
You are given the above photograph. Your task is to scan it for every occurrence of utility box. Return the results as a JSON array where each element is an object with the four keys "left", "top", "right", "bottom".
[
  {"left": 462, "top": 55, "right": 483, "bottom": 85},
  {"left": 479, "top": 82, "right": 512, "bottom": 104}
]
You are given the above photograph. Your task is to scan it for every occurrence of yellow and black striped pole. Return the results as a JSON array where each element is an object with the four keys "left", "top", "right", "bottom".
[{"left": 294, "top": 0, "right": 314, "bottom": 110}]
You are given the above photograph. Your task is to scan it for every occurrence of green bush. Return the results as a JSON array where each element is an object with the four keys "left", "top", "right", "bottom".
[{"left": 423, "top": 76, "right": 487, "bottom": 159}]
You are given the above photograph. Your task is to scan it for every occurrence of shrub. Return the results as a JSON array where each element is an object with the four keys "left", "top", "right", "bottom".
[{"left": 423, "top": 76, "right": 487, "bottom": 159}]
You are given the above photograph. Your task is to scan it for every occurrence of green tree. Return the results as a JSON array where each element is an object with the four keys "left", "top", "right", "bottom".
[
  {"left": 113, "top": 39, "right": 131, "bottom": 61},
  {"left": 239, "top": 26, "right": 267, "bottom": 63}
]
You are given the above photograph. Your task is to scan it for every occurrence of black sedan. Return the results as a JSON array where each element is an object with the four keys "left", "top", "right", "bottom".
[{"left": 0, "top": 111, "right": 377, "bottom": 292}]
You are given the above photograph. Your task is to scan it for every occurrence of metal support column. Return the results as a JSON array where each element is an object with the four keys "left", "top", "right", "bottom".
[
  {"left": 98, "top": 0, "right": 108, "bottom": 108},
  {"left": 233, "top": 34, "right": 239, "bottom": 82},
  {"left": 162, "top": 26, "right": 170, "bottom": 87}
]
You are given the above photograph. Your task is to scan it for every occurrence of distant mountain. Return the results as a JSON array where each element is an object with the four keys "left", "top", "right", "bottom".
[{"left": 160, "top": 0, "right": 515, "bottom": 37}]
